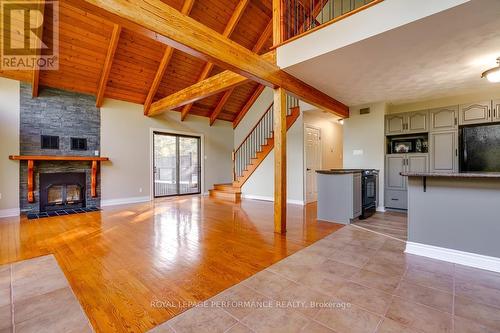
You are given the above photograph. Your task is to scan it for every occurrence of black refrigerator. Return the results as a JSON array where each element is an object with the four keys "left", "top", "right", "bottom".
[{"left": 460, "top": 123, "right": 500, "bottom": 172}]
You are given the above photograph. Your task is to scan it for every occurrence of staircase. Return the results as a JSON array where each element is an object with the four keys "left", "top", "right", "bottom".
[{"left": 209, "top": 96, "right": 300, "bottom": 202}]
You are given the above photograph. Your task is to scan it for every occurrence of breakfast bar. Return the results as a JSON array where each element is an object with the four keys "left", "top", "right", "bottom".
[{"left": 402, "top": 172, "right": 500, "bottom": 272}]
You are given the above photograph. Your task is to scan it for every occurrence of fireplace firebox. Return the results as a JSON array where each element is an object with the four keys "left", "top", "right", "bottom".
[{"left": 39, "top": 172, "right": 86, "bottom": 212}]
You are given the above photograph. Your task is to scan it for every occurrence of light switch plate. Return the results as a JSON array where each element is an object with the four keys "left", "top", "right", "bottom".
[{"left": 353, "top": 150, "right": 364, "bottom": 156}]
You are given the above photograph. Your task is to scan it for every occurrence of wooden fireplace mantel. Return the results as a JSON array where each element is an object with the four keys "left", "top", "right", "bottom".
[{"left": 8, "top": 155, "right": 110, "bottom": 203}]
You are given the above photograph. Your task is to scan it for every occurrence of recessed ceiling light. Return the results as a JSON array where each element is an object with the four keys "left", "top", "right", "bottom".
[{"left": 481, "top": 58, "right": 500, "bottom": 83}]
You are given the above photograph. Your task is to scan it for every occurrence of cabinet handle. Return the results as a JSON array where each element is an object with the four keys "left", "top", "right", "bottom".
[
  {"left": 489, "top": 109, "right": 491, "bottom": 119},
  {"left": 454, "top": 118, "right": 457, "bottom": 126},
  {"left": 391, "top": 198, "right": 399, "bottom": 201}
]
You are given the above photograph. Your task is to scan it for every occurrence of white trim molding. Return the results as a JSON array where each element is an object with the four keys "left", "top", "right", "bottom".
[
  {"left": 101, "top": 196, "right": 150, "bottom": 207},
  {"left": 0, "top": 208, "right": 20, "bottom": 218},
  {"left": 242, "top": 194, "right": 305, "bottom": 206},
  {"left": 406, "top": 241, "right": 500, "bottom": 273}
]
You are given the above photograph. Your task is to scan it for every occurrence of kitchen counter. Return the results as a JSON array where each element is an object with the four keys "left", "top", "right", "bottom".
[
  {"left": 316, "top": 169, "right": 364, "bottom": 174},
  {"left": 401, "top": 171, "right": 500, "bottom": 178}
]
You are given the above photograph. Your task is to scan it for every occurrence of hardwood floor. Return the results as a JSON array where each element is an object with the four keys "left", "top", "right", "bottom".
[
  {"left": 353, "top": 211, "right": 408, "bottom": 241},
  {"left": 0, "top": 197, "right": 342, "bottom": 333}
]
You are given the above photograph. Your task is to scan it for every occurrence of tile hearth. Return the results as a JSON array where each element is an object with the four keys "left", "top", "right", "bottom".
[{"left": 26, "top": 207, "right": 100, "bottom": 220}]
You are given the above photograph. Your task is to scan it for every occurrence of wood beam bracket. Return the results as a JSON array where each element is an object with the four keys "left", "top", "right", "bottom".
[
  {"left": 27, "top": 160, "right": 34, "bottom": 203},
  {"left": 91, "top": 160, "right": 98, "bottom": 197}
]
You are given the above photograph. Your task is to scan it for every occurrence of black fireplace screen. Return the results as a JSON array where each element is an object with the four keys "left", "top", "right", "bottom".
[{"left": 39, "top": 172, "right": 86, "bottom": 212}]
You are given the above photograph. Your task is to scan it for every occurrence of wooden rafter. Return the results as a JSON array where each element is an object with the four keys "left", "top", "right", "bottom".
[
  {"left": 144, "top": 0, "right": 195, "bottom": 114},
  {"left": 32, "top": 0, "right": 46, "bottom": 98},
  {"left": 210, "top": 20, "right": 272, "bottom": 126},
  {"left": 82, "top": 0, "right": 348, "bottom": 118},
  {"left": 180, "top": 0, "right": 250, "bottom": 121},
  {"left": 96, "top": 24, "right": 121, "bottom": 107},
  {"left": 232, "top": 84, "right": 265, "bottom": 128}
]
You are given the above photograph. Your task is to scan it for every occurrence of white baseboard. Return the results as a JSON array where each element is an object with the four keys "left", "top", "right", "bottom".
[
  {"left": 241, "top": 194, "right": 305, "bottom": 206},
  {"left": 101, "top": 196, "right": 150, "bottom": 207},
  {"left": 376, "top": 206, "right": 386, "bottom": 212},
  {"left": 0, "top": 208, "right": 20, "bottom": 218},
  {"left": 406, "top": 241, "right": 500, "bottom": 273}
]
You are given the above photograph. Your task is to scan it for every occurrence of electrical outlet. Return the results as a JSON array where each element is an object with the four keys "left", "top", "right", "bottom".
[{"left": 139, "top": 188, "right": 143, "bottom": 193}]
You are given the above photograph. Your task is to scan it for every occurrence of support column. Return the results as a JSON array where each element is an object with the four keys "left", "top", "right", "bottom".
[{"left": 273, "top": 88, "right": 286, "bottom": 234}]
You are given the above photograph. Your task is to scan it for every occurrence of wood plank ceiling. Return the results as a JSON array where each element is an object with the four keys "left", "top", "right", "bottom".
[{"left": 0, "top": 0, "right": 273, "bottom": 124}]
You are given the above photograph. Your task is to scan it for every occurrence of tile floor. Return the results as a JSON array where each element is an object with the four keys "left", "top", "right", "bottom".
[
  {"left": 148, "top": 225, "right": 500, "bottom": 333},
  {"left": 0, "top": 255, "right": 93, "bottom": 333}
]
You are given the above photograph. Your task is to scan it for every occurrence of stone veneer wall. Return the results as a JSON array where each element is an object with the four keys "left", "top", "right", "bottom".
[{"left": 19, "top": 84, "right": 101, "bottom": 213}]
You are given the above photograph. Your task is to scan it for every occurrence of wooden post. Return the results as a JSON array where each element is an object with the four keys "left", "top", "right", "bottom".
[
  {"left": 27, "top": 160, "right": 34, "bottom": 203},
  {"left": 91, "top": 160, "right": 98, "bottom": 197},
  {"left": 273, "top": 88, "right": 286, "bottom": 234},
  {"left": 273, "top": 0, "right": 283, "bottom": 45}
]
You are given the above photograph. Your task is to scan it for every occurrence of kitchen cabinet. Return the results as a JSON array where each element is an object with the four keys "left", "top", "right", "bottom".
[
  {"left": 386, "top": 155, "right": 406, "bottom": 190},
  {"left": 353, "top": 173, "right": 362, "bottom": 218},
  {"left": 386, "top": 114, "right": 406, "bottom": 135},
  {"left": 430, "top": 131, "right": 458, "bottom": 172},
  {"left": 494, "top": 100, "right": 500, "bottom": 121},
  {"left": 385, "top": 189, "right": 407, "bottom": 210},
  {"left": 407, "top": 111, "right": 428, "bottom": 133},
  {"left": 407, "top": 154, "right": 429, "bottom": 173},
  {"left": 430, "top": 106, "right": 458, "bottom": 131},
  {"left": 459, "top": 101, "right": 491, "bottom": 125},
  {"left": 386, "top": 111, "right": 428, "bottom": 135}
]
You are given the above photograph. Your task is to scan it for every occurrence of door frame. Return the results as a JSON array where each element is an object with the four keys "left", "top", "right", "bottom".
[
  {"left": 149, "top": 128, "right": 205, "bottom": 200},
  {"left": 303, "top": 124, "right": 322, "bottom": 204}
]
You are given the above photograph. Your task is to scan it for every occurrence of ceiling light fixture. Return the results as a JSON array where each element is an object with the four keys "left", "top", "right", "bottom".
[
  {"left": 482, "top": 58, "right": 500, "bottom": 83},
  {"left": 338, "top": 119, "right": 344, "bottom": 125}
]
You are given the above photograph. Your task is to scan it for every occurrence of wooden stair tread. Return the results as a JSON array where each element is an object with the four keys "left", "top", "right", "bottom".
[{"left": 209, "top": 189, "right": 241, "bottom": 203}]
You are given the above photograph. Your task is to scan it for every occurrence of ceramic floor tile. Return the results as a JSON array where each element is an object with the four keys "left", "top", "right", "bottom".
[
  {"left": 0, "top": 304, "right": 12, "bottom": 330},
  {"left": 314, "top": 302, "right": 381, "bottom": 333},
  {"left": 379, "top": 239, "right": 406, "bottom": 254},
  {"left": 297, "top": 270, "right": 347, "bottom": 298},
  {"left": 0, "top": 266, "right": 10, "bottom": 308},
  {"left": 455, "top": 278, "right": 500, "bottom": 308},
  {"left": 385, "top": 297, "right": 452, "bottom": 333},
  {"left": 148, "top": 323, "right": 175, "bottom": 332},
  {"left": 395, "top": 281, "right": 453, "bottom": 313},
  {"left": 0, "top": 328, "right": 13, "bottom": 333},
  {"left": 210, "top": 284, "right": 270, "bottom": 320},
  {"left": 14, "top": 287, "right": 78, "bottom": 324},
  {"left": 455, "top": 264, "right": 500, "bottom": 291},
  {"left": 226, "top": 323, "right": 253, "bottom": 333},
  {"left": 362, "top": 259, "right": 406, "bottom": 278},
  {"left": 454, "top": 296, "right": 500, "bottom": 331},
  {"left": 405, "top": 255, "right": 455, "bottom": 276},
  {"left": 350, "top": 268, "right": 402, "bottom": 293},
  {"left": 300, "top": 321, "right": 335, "bottom": 332},
  {"left": 334, "top": 281, "right": 392, "bottom": 315},
  {"left": 403, "top": 267, "right": 453, "bottom": 293},
  {"left": 376, "top": 318, "right": 422, "bottom": 333},
  {"left": 274, "top": 283, "right": 334, "bottom": 318},
  {"left": 327, "top": 248, "right": 371, "bottom": 268},
  {"left": 454, "top": 315, "right": 500, "bottom": 333},
  {"left": 242, "top": 269, "right": 299, "bottom": 299},
  {"left": 318, "top": 259, "right": 360, "bottom": 280},
  {"left": 169, "top": 306, "right": 237, "bottom": 333},
  {"left": 241, "top": 307, "right": 310, "bottom": 333}
]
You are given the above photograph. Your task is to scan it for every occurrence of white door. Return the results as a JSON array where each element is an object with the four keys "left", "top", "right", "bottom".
[{"left": 305, "top": 126, "right": 321, "bottom": 203}]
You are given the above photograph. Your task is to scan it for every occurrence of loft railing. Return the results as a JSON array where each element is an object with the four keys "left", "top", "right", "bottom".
[
  {"left": 233, "top": 95, "right": 299, "bottom": 181},
  {"left": 279, "top": 0, "right": 383, "bottom": 44}
]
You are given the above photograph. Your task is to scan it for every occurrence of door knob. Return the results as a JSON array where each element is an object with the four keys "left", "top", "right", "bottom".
[{"left": 307, "top": 168, "right": 311, "bottom": 171}]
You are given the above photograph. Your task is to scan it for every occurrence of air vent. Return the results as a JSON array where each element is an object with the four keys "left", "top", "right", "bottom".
[
  {"left": 71, "top": 138, "right": 88, "bottom": 151},
  {"left": 41, "top": 135, "right": 59, "bottom": 149},
  {"left": 360, "top": 107, "right": 370, "bottom": 115}
]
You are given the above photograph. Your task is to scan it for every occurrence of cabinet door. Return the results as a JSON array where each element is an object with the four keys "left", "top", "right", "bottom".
[
  {"left": 459, "top": 101, "right": 492, "bottom": 125},
  {"left": 430, "top": 106, "right": 458, "bottom": 131},
  {"left": 494, "top": 100, "right": 500, "bottom": 121},
  {"left": 407, "top": 111, "right": 428, "bottom": 134},
  {"left": 407, "top": 154, "right": 428, "bottom": 173},
  {"left": 385, "top": 155, "right": 406, "bottom": 190},
  {"left": 386, "top": 114, "right": 406, "bottom": 135},
  {"left": 430, "top": 131, "right": 458, "bottom": 172},
  {"left": 352, "top": 173, "right": 362, "bottom": 218}
]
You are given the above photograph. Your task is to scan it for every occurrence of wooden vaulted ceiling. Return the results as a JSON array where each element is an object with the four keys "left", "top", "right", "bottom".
[{"left": 0, "top": 0, "right": 273, "bottom": 123}]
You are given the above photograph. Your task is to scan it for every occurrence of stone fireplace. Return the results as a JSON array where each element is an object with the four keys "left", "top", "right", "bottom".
[{"left": 19, "top": 84, "right": 102, "bottom": 215}]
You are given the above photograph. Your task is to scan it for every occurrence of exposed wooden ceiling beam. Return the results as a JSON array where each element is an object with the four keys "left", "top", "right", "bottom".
[
  {"left": 82, "top": 0, "right": 349, "bottom": 118},
  {"left": 210, "top": 20, "right": 272, "bottom": 126},
  {"left": 232, "top": 84, "right": 265, "bottom": 129},
  {"left": 96, "top": 24, "right": 121, "bottom": 107},
  {"left": 180, "top": 0, "right": 250, "bottom": 121},
  {"left": 32, "top": 0, "right": 46, "bottom": 98},
  {"left": 144, "top": 0, "right": 195, "bottom": 114}
]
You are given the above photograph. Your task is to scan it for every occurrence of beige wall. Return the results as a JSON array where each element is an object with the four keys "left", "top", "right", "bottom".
[
  {"left": 303, "top": 111, "right": 343, "bottom": 169},
  {"left": 343, "top": 102, "right": 386, "bottom": 209},
  {"left": 0, "top": 78, "right": 20, "bottom": 217},
  {"left": 388, "top": 86, "right": 500, "bottom": 114},
  {"left": 100, "top": 99, "right": 234, "bottom": 204}
]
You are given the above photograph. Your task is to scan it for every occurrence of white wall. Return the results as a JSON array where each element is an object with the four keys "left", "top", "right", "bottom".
[
  {"left": 343, "top": 102, "right": 386, "bottom": 209},
  {"left": 0, "top": 78, "right": 20, "bottom": 217},
  {"left": 277, "top": 0, "right": 470, "bottom": 68},
  {"left": 100, "top": 99, "right": 234, "bottom": 205},
  {"left": 303, "top": 111, "right": 343, "bottom": 169},
  {"left": 234, "top": 88, "right": 305, "bottom": 204}
]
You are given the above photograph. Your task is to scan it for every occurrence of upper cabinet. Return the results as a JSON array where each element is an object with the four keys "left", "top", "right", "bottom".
[
  {"left": 430, "top": 131, "right": 458, "bottom": 172},
  {"left": 430, "top": 106, "right": 458, "bottom": 132},
  {"left": 386, "top": 114, "right": 406, "bottom": 135},
  {"left": 494, "top": 100, "right": 500, "bottom": 121},
  {"left": 459, "top": 101, "right": 492, "bottom": 125},
  {"left": 407, "top": 111, "right": 428, "bottom": 134},
  {"left": 385, "top": 111, "right": 428, "bottom": 135}
]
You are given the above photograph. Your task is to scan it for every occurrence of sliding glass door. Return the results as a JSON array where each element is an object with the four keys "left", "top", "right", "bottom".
[{"left": 153, "top": 132, "right": 201, "bottom": 197}]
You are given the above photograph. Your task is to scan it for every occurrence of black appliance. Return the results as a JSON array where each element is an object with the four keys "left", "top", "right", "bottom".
[
  {"left": 360, "top": 169, "right": 378, "bottom": 220},
  {"left": 388, "top": 136, "right": 428, "bottom": 154},
  {"left": 460, "top": 123, "right": 500, "bottom": 172}
]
